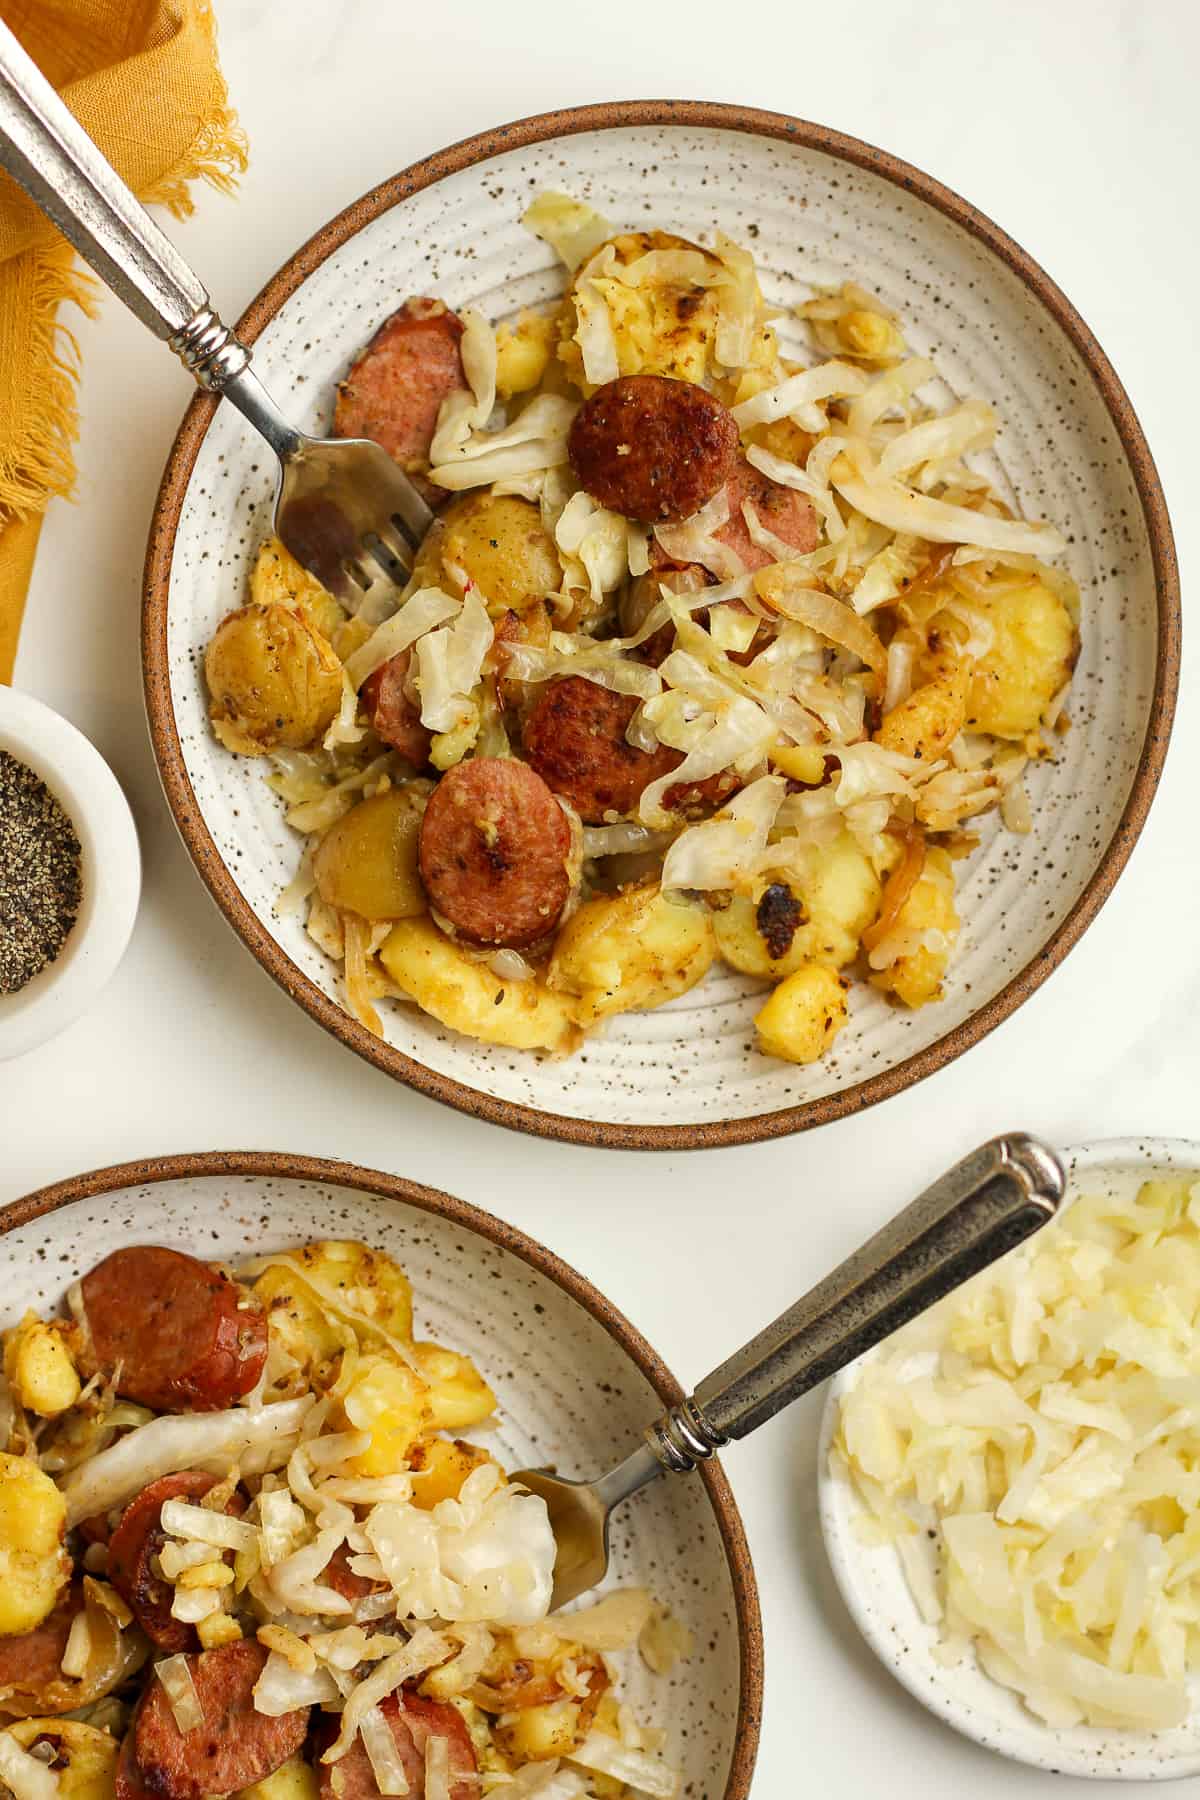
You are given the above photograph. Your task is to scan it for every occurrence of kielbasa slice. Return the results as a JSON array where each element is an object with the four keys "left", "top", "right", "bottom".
[
  {"left": 712, "top": 452, "right": 818, "bottom": 573},
  {"left": 80, "top": 1247, "right": 268, "bottom": 1414},
  {"left": 322, "top": 1544, "right": 389, "bottom": 1608},
  {"left": 108, "top": 1472, "right": 231, "bottom": 1653},
  {"left": 115, "top": 1724, "right": 156, "bottom": 1800},
  {"left": 0, "top": 1585, "right": 81, "bottom": 1707},
  {"left": 522, "top": 678, "right": 680, "bottom": 823},
  {"left": 317, "top": 1692, "right": 477, "bottom": 1800},
  {"left": 361, "top": 651, "right": 432, "bottom": 765},
  {"left": 568, "top": 374, "right": 738, "bottom": 523},
  {"left": 133, "top": 1640, "right": 308, "bottom": 1800},
  {"left": 334, "top": 299, "right": 466, "bottom": 476},
  {"left": 522, "top": 678, "right": 739, "bottom": 822},
  {"left": 418, "top": 758, "right": 573, "bottom": 949}
]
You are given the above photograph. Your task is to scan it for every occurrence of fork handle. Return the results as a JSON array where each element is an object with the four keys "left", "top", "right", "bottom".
[
  {"left": 643, "top": 1134, "right": 1065, "bottom": 1473},
  {"left": 0, "top": 20, "right": 249, "bottom": 388}
]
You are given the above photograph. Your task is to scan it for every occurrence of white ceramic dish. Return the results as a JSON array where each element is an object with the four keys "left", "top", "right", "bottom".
[
  {"left": 0, "top": 686, "right": 140, "bottom": 1060},
  {"left": 819, "top": 1136, "right": 1200, "bottom": 1780},
  {"left": 5, "top": 1150, "right": 762, "bottom": 1800},
  {"left": 144, "top": 104, "right": 1178, "bottom": 1148}
]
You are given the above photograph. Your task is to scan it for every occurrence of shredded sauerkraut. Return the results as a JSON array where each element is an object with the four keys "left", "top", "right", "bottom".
[{"left": 832, "top": 1179, "right": 1200, "bottom": 1731}]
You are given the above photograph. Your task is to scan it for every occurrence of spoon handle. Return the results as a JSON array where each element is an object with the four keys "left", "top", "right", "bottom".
[
  {"left": 644, "top": 1133, "right": 1064, "bottom": 1472},
  {"left": 0, "top": 21, "right": 248, "bottom": 386}
]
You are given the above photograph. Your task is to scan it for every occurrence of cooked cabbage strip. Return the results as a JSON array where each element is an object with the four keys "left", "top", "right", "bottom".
[{"left": 834, "top": 1179, "right": 1200, "bottom": 1730}]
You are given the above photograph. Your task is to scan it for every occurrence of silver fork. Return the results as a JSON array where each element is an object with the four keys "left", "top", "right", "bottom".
[
  {"left": 517, "top": 1134, "right": 1065, "bottom": 1610},
  {"left": 0, "top": 21, "right": 432, "bottom": 600}
]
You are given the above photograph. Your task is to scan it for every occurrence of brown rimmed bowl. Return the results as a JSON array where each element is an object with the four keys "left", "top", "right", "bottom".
[
  {"left": 5, "top": 1149, "right": 762, "bottom": 1797},
  {"left": 143, "top": 101, "right": 1180, "bottom": 1150}
]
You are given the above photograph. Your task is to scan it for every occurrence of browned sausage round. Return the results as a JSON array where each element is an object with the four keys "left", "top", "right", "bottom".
[
  {"left": 133, "top": 1640, "right": 308, "bottom": 1800},
  {"left": 361, "top": 651, "right": 432, "bottom": 765},
  {"left": 322, "top": 1544, "right": 388, "bottom": 1607},
  {"left": 418, "top": 758, "right": 573, "bottom": 948},
  {"left": 711, "top": 452, "right": 818, "bottom": 573},
  {"left": 568, "top": 375, "right": 739, "bottom": 523},
  {"left": 80, "top": 1248, "right": 268, "bottom": 1414},
  {"left": 115, "top": 1723, "right": 155, "bottom": 1800},
  {"left": 623, "top": 550, "right": 714, "bottom": 667},
  {"left": 317, "top": 1692, "right": 477, "bottom": 1800},
  {"left": 522, "top": 677, "right": 739, "bottom": 822},
  {"left": 0, "top": 1586, "right": 81, "bottom": 1708},
  {"left": 522, "top": 678, "right": 679, "bottom": 823},
  {"left": 109, "top": 1472, "right": 235, "bottom": 1653},
  {"left": 333, "top": 299, "right": 466, "bottom": 480}
]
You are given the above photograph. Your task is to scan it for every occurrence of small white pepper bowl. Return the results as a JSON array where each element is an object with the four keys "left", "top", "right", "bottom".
[{"left": 0, "top": 687, "right": 140, "bottom": 1060}]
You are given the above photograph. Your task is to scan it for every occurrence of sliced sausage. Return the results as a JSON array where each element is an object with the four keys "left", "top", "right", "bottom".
[
  {"left": 623, "top": 552, "right": 713, "bottom": 667},
  {"left": 322, "top": 1545, "right": 388, "bottom": 1608},
  {"left": 418, "top": 758, "right": 573, "bottom": 949},
  {"left": 568, "top": 374, "right": 738, "bottom": 523},
  {"left": 133, "top": 1640, "right": 308, "bottom": 1800},
  {"left": 522, "top": 678, "right": 679, "bottom": 823},
  {"left": 522, "top": 677, "right": 739, "bottom": 822},
  {"left": 361, "top": 651, "right": 432, "bottom": 765},
  {"left": 108, "top": 1472, "right": 233, "bottom": 1653},
  {"left": 80, "top": 1248, "right": 268, "bottom": 1414},
  {"left": 0, "top": 1584, "right": 149, "bottom": 1721},
  {"left": 317, "top": 1692, "right": 477, "bottom": 1800},
  {"left": 115, "top": 1724, "right": 156, "bottom": 1800},
  {"left": 334, "top": 299, "right": 466, "bottom": 479},
  {"left": 0, "top": 1586, "right": 82, "bottom": 1707},
  {"left": 712, "top": 452, "right": 818, "bottom": 573}
]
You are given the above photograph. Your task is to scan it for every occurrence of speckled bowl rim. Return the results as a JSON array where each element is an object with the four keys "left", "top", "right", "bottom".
[
  {"left": 141, "top": 99, "right": 1181, "bottom": 1152},
  {"left": 817, "top": 1136, "right": 1200, "bottom": 1779},
  {"left": 3, "top": 1148, "right": 763, "bottom": 1796}
]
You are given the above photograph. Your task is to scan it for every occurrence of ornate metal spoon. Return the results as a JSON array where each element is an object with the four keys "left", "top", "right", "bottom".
[{"left": 518, "top": 1133, "right": 1065, "bottom": 1609}]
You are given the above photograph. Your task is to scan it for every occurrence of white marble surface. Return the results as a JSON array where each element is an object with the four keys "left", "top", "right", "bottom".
[{"left": 6, "top": 1, "right": 1199, "bottom": 1791}]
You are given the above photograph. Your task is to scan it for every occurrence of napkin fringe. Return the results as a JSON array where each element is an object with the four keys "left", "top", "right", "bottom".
[
  {"left": 0, "top": 244, "right": 97, "bottom": 518},
  {"left": 0, "top": 0, "right": 246, "bottom": 524},
  {"left": 139, "top": 0, "right": 248, "bottom": 219}
]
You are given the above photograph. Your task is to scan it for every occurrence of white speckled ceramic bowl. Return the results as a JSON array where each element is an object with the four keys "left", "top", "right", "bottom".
[
  {"left": 819, "top": 1137, "right": 1200, "bottom": 1780},
  {"left": 0, "top": 686, "right": 141, "bottom": 1061},
  {"left": 143, "top": 103, "right": 1179, "bottom": 1149},
  {"left": 6, "top": 1151, "right": 761, "bottom": 1799}
]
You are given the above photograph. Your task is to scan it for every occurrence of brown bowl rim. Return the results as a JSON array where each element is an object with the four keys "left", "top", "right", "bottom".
[
  {"left": 142, "top": 99, "right": 1181, "bottom": 1152},
  {"left": 3, "top": 1148, "right": 764, "bottom": 1796}
]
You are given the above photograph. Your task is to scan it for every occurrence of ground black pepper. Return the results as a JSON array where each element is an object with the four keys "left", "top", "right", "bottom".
[{"left": 0, "top": 751, "right": 83, "bottom": 995}]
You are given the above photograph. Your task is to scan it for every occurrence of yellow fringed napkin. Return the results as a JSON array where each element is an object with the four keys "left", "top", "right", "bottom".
[{"left": 0, "top": 0, "right": 246, "bottom": 682}]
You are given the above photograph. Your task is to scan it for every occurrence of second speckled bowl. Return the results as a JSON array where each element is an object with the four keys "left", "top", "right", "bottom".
[
  {"left": 5, "top": 1150, "right": 762, "bottom": 1798},
  {"left": 143, "top": 102, "right": 1179, "bottom": 1149}
]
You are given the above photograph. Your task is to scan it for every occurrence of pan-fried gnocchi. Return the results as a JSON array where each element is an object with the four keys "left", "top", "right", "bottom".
[{"left": 0, "top": 1455, "right": 70, "bottom": 1636}]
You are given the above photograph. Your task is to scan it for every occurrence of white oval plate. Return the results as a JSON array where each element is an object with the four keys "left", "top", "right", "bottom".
[
  {"left": 145, "top": 106, "right": 1176, "bottom": 1146},
  {"left": 819, "top": 1136, "right": 1200, "bottom": 1780},
  {"left": 7, "top": 1152, "right": 760, "bottom": 1798}
]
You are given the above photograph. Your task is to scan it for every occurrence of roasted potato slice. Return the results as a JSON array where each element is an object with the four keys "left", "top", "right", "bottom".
[
  {"left": 412, "top": 495, "right": 562, "bottom": 619},
  {"left": 381, "top": 918, "right": 581, "bottom": 1052},
  {"left": 548, "top": 885, "right": 715, "bottom": 1022},
  {"left": 205, "top": 603, "right": 343, "bottom": 756},
  {"left": 312, "top": 786, "right": 427, "bottom": 922},
  {"left": 755, "top": 962, "right": 849, "bottom": 1064},
  {"left": 923, "top": 577, "right": 1078, "bottom": 740},
  {"left": 0, "top": 1455, "right": 69, "bottom": 1639},
  {"left": 4, "top": 1719, "right": 117, "bottom": 1800},
  {"left": 869, "top": 846, "right": 959, "bottom": 1008},
  {"left": 713, "top": 833, "right": 881, "bottom": 980}
]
